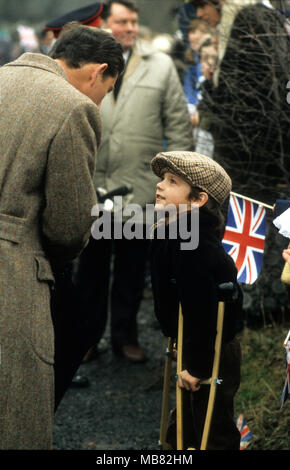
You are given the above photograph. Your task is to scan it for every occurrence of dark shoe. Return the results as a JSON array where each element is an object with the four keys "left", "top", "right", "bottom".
[
  {"left": 70, "top": 374, "right": 90, "bottom": 388},
  {"left": 82, "top": 339, "right": 108, "bottom": 363},
  {"left": 82, "top": 346, "right": 99, "bottom": 363},
  {"left": 119, "top": 344, "right": 147, "bottom": 363}
]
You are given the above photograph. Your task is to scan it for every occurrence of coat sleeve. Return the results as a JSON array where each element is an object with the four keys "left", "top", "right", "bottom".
[
  {"left": 161, "top": 59, "right": 192, "bottom": 151},
  {"left": 42, "top": 101, "right": 101, "bottom": 265},
  {"left": 177, "top": 248, "right": 219, "bottom": 379}
]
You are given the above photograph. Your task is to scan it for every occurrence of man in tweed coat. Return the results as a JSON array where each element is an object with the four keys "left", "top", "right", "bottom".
[{"left": 0, "top": 25, "right": 123, "bottom": 450}]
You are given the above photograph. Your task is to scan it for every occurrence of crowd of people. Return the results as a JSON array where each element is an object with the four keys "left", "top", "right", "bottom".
[{"left": 0, "top": 0, "right": 289, "bottom": 451}]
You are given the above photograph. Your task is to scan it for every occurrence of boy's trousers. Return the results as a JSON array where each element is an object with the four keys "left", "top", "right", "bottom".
[{"left": 167, "top": 337, "right": 241, "bottom": 450}]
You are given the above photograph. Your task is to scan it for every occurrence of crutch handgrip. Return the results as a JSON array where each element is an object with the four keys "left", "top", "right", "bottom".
[{"left": 200, "top": 377, "right": 223, "bottom": 386}]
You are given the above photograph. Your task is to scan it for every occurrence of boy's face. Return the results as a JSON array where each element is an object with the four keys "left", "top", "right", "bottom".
[{"left": 155, "top": 172, "right": 192, "bottom": 210}]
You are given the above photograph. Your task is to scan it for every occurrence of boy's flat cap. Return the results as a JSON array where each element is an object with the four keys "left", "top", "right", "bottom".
[
  {"left": 151, "top": 151, "right": 232, "bottom": 205},
  {"left": 45, "top": 3, "right": 105, "bottom": 37}
]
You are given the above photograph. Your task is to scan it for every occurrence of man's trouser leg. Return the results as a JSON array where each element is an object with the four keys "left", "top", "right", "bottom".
[
  {"left": 75, "top": 236, "right": 113, "bottom": 346},
  {"left": 111, "top": 235, "right": 150, "bottom": 350}
]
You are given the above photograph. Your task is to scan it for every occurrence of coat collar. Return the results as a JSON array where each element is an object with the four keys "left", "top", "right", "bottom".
[
  {"left": 123, "top": 39, "right": 155, "bottom": 81},
  {"left": 104, "top": 40, "right": 155, "bottom": 121},
  {"left": 5, "top": 52, "right": 68, "bottom": 81},
  {"left": 153, "top": 209, "right": 221, "bottom": 243}
]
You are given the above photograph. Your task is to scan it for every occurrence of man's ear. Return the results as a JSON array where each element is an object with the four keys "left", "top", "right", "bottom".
[{"left": 91, "top": 63, "right": 108, "bottom": 82}]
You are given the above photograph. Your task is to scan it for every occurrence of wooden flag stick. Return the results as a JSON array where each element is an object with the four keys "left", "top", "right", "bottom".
[
  {"left": 176, "top": 304, "right": 184, "bottom": 450},
  {"left": 230, "top": 191, "right": 273, "bottom": 210}
]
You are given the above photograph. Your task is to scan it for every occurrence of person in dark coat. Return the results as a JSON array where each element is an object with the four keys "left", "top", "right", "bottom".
[
  {"left": 150, "top": 151, "right": 243, "bottom": 450},
  {"left": 193, "top": 0, "right": 290, "bottom": 201},
  {"left": 192, "top": 0, "right": 290, "bottom": 324}
]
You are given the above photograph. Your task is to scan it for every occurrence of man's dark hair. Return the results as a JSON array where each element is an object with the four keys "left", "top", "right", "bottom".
[
  {"left": 191, "top": 0, "right": 221, "bottom": 8},
  {"left": 49, "top": 23, "right": 125, "bottom": 77},
  {"left": 101, "top": 0, "right": 140, "bottom": 20}
]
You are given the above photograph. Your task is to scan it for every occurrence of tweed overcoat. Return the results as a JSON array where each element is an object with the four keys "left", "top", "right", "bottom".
[
  {"left": 0, "top": 53, "right": 101, "bottom": 449},
  {"left": 93, "top": 40, "right": 192, "bottom": 211}
]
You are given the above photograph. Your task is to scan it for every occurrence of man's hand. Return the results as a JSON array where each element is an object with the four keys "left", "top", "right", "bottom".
[
  {"left": 177, "top": 369, "right": 201, "bottom": 392},
  {"left": 190, "top": 112, "right": 199, "bottom": 128}
]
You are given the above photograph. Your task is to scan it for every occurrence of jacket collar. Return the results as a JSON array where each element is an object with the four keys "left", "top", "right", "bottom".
[
  {"left": 153, "top": 208, "right": 221, "bottom": 243},
  {"left": 134, "top": 39, "right": 156, "bottom": 59},
  {"left": 5, "top": 52, "right": 68, "bottom": 81},
  {"left": 122, "top": 39, "right": 155, "bottom": 81}
]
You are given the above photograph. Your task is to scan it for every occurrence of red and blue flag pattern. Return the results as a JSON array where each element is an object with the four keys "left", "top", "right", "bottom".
[
  {"left": 236, "top": 414, "right": 253, "bottom": 450},
  {"left": 222, "top": 194, "right": 266, "bottom": 284}
]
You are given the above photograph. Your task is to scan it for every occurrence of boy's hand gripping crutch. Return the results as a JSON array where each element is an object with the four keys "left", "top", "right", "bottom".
[{"left": 176, "top": 282, "right": 237, "bottom": 450}]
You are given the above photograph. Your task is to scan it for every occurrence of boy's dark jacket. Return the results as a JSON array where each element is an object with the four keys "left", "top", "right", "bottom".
[{"left": 150, "top": 209, "right": 243, "bottom": 379}]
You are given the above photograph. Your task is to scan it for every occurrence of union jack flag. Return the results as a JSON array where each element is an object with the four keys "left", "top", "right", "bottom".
[
  {"left": 281, "top": 340, "right": 290, "bottom": 408},
  {"left": 222, "top": 194, "right": 266, "bottom": 284},
  {"left": 236, "top": 414, "right": 253, "bottom": 450}
]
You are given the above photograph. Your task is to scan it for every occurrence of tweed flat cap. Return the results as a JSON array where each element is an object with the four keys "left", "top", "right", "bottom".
[
  {"left": 151, "top": 151, "right": 232, "bottom": 205},
  {"left": 45, "top": 3, "right": 105, "bottom": 38}
]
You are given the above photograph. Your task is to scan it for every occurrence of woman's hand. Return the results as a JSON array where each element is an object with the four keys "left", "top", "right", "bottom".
[
  {"left": 177, "top": 369, "right": 201, "bottom": 392},
  {"left": 282, "top": 249, "right": 290, "bottom": 265}
]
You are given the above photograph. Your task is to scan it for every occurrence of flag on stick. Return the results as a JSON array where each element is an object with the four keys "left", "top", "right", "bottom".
[
  {"left": 236, "top": 414, "right": 253, "bottom": 450},
  {"left": 222, "top": 194, "right": 266, "bottom": 284},
  {"left": 281, "top": 339, "right": 290, "bottom": 408}
]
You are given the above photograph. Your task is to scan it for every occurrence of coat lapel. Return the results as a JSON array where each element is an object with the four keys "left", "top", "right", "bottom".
[{"left": 110, "top": 46, "right": 150, "bottom": 123}]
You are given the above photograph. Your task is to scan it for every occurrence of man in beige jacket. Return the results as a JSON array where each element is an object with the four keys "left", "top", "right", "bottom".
[
  {"left": 76, "top": 0, "right": 192, "bottom": 363},
  {"left": 0, "top": 24, "right": 123, "bottom": 450}
]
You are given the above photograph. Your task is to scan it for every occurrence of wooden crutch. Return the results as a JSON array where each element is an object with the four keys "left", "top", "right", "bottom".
[
  {"left": 159, "top": 337, "right": 174, "bottom": 450},
  {"left": 176, "top": 304, "right": 184, "bottom": 450},
  {"left": 199, "top": 298, "right": 225, "bottom": 450},
  {"left": 176, "top": 282, "right": 236, "bottom": 451}
]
